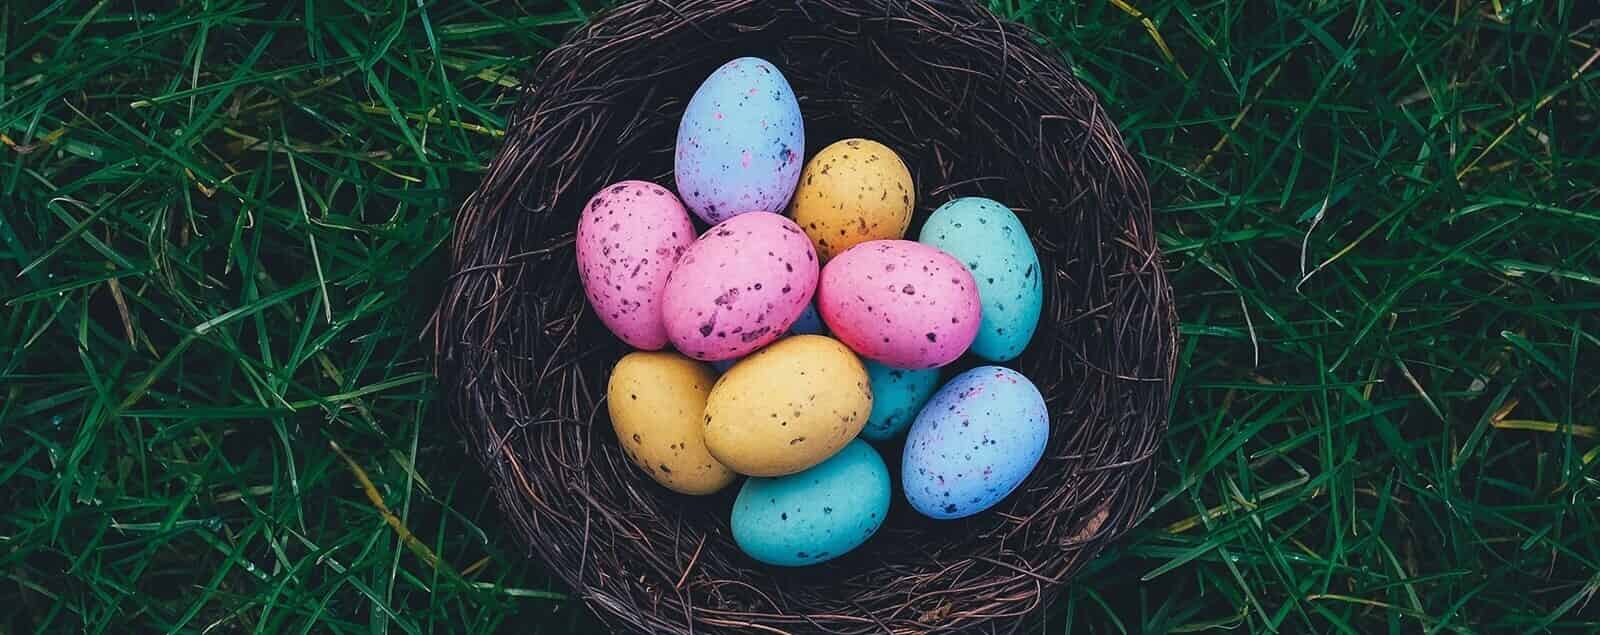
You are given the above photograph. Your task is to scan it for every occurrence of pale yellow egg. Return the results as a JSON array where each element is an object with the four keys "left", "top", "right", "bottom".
[
  {"left": 608, "top": 351, "right": 736, "bottom": 495},
  {"left": 788, "top": 139, "right": 915, "bottom": 261},
  {"left": 704, "top": 335, "right": 873, "bottom": 476}
]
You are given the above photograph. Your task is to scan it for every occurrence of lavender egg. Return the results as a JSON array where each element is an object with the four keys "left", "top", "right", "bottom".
[
  {"left": 675, "top": 57, "right": 804, "bottom": 224},
  {"left": 662, "top": 212, "right": 819, "bottom": 361},
  {"left": 575, "top": 181, "right": 695, "bottom": 349},
  {"left": 902, "top": 366, "right": 1048, "bottom": 519}
]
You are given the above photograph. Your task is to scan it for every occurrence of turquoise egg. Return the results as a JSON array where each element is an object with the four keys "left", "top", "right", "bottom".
[
  {"left": 903, "top": 366, "right": 1048, "bottom": 519},
  {"left": 918, "top": 197, "right": 1043, "bottom": 362},
  {"left": 859, "top": 361, "right": 939, "bottom": 441},
  {"left": 731, "top": 439, "right": 890, "bottom": 566},
  {"left": 789, "top": 302, "right": 827, "bottom": 335}
]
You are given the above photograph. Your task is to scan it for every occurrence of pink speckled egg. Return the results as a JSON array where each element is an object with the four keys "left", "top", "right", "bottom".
[
  {"left": 576, "top": 181, "right": 696, "bottom": 350},
  {"left": 817, "top": 240, "right": 980, "bottom": 368},
  {"left": 663, "top": 212, "right": 819, "bottom": 361}
]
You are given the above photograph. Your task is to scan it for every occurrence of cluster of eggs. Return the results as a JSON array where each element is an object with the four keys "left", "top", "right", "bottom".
[{"left": 577, "top": 58, "right": 1048, "bottom": 567}]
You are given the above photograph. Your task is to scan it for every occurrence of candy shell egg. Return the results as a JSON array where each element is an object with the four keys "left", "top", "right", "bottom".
[
  {"left": 675, "top": 57, "right": 804, "bottom": 224},
  {"left": 859, "top": 361, "right": 940, "bottom": 442},
  {"left": 731, "top": 439, "right": 890, "bottom": 566},
  {"left": 576, "top": 181, "right": 695, "bottom": 349},
  {"left": 817, "top": 240, "right": 980, "bottom": 368},
  {"left": 919, "top": 197, "right": 1043, "bottom": 361},
  {"left": 662, "top": 212, "right": 818, "bottom": 361},
  {"left": 903, "top": 366, "right": 1048, "bottom": 519},
  {"left": 790, "top": 302, "right": 827, "bottom": 335},
  {"left": 788, "top": 139, "right": 915, "bottom": 261},
  {"left": 704, "top": 335, "right": 871, "bottom": 476},
  {"left": 608, "top": 352, "right": 736, "bottom": 495}
]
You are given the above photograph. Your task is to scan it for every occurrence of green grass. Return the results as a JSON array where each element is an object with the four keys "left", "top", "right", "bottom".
[{"left": 2, "top": 0, "right": 1596, "bottom": 632}]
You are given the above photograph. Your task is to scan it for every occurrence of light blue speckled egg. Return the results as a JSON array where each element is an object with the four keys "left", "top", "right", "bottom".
[
  {"left": 902, "top": 366, "right": 1048, "bottom": 519},
  {"left": 675, "top": 57, "right": 804, "bottom": 224},
  {"left": 789, "top": 302, "right": 827, "bottom": 335},
  {"left": 731, "top": 439, "right": 890, "bottom": 566},
  {"left": 918, "top": 197, "right": 1043, "bottom": 362},
  {"left": 859, "top": 361, "right": 939, "bottom": 442}
]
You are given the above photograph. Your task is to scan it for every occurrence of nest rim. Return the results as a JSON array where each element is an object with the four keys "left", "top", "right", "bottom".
[{"left": 433, "top": 1, "right": 1177, "bottom": 633}]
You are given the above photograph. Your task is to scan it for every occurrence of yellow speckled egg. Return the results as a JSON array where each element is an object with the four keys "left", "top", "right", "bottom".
[
  {"left": 608, "top": 352, "right": 737, "bottom": 495},
  {"left": 788, "top": 139, "right": 915, "bottom": 261},
  {"left": 704, "top": 335, "right": 873, "bottom": 476}
]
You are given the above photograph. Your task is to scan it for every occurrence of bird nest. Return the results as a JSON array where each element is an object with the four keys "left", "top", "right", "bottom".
[{"left": 432, "top": 1, "right": 1176, "bottom": 632}]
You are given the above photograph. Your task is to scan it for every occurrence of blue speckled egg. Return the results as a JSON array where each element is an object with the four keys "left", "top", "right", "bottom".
[
  {"left": 859, "top": 361, "right": 939, "bottom": 442},
  {"left": 675, "top": 57, "right": 804, "bottom": 224},
  {"left": 789, "top": 302, "right": 827, "bottom": 335},
  {"left": 902, "top": 366, "right": 1048, "bottom": 519},
  {"left": 731, "top": 439, "right": 890, "bottom": 566},
  {"left": 918, "top": 197, "right": 1043, "bottom": 362}
]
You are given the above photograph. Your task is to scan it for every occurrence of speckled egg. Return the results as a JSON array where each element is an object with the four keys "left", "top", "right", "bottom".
[
  {"left": 704, "top": 335, "right": 872, "bottom": 476},
  {"left": 608, "top": 352, "right": 736, "bottom": 495},
  {"left": 662, "top": 212, "right": 818, "bottom": 361},
  {"left": 859, "top": 361, "right": 940, "bottom": 442},
  {"left": 788, "top": 139, "right": 915, "bottom": 261},
  {"left": 903, "top": 366, "right": 1048, "bottom": 519},
  {"left": 919, "top": 197, "right": 1043, "bottom": 362},
  {"left": 576, "top": 181, "right": 696, "bottom": 349},
  {"left": 790, "top": 302, "right": 827, "bottom": 335},
  {"left": 817, "top": 240, "right": 981, "bottom": 368},
  {"left": 675, "top": 57, "right": 804, "bottom": 224},
  {"left": 731, "top": 439, "right": 890, "bottom": 566}
]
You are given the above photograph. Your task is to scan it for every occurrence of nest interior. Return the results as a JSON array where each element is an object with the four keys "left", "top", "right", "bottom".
[{"left": 432, "top": 1, "right": 1176, "bottom": 632}]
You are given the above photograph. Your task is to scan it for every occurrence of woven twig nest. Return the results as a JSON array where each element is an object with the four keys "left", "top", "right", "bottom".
[{"left": 432, "top": 1, "right": 1176, "bottom": 632}]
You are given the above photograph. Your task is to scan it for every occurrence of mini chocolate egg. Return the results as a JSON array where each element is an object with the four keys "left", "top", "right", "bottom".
[
  {"left": 575, "top": 181, "right": 695, "bottom": 349},
  {"left": 675, "top": 57, "right": 804, "bottom": 224},
  {"left": 788, "top": 139, "right": 915, "bottom": 261},
  {"left": 704, "top": 335, "right": 872, "bottom": 476},
  {"left": 817, "top": 240, "right": 980, "bottom": 368},
  {"left": 608, "top": 352, "right": 736, "bottom": 495},
  {"left": 903, "top": 366, "right": 1048, "bottom": 519},
  {"left": 859, "top": 361, "right": 940, "bottom": 442},
  {"left": 919, "top": 197, "right": 1043, "bottom": 361},
  {"left": 662, "top": 212, "right": 819, "bottom": 361},
  {"left": 731, "top": 439, "right": 890, "bottom": 566}
]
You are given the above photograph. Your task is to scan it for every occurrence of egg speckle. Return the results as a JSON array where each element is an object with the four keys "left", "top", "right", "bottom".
[
  {"left": 575, "top": 181, "right": 695, "bottom": 349},
  {"left": 902, "top": 366, "right": 1048, "bottom": 519},
  {"left": 662, "top": 212, "right": 819, "bottom": 361},
  {"left": 675, "top": 57, "right": 804, "bottom": 224}
]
